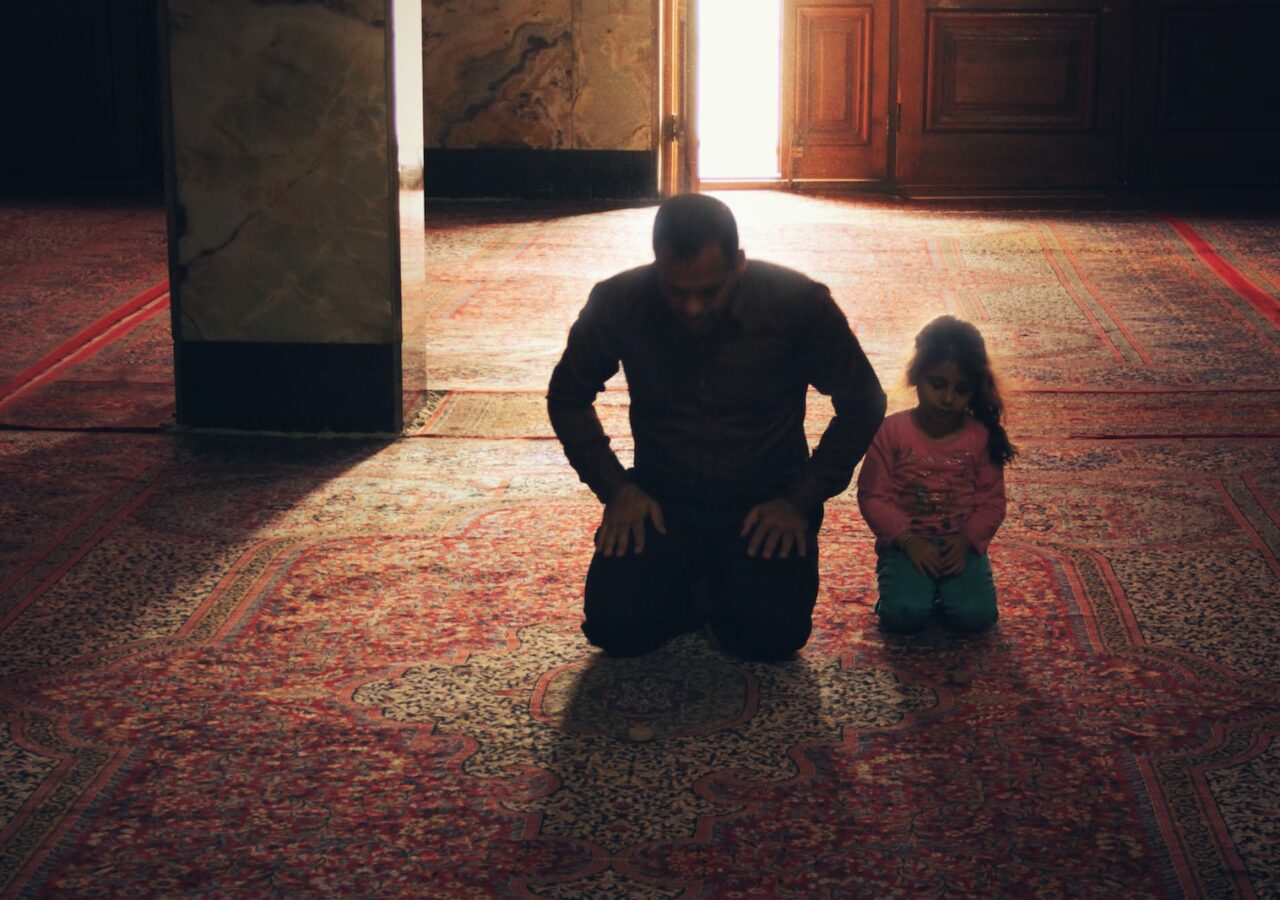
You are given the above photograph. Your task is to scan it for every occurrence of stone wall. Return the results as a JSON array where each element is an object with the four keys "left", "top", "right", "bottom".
[{"left": 424, "top": 0, "right": 654, "bottom": 152}]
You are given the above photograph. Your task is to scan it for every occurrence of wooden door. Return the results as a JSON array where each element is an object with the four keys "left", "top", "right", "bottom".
[
  {"left": 782, "top": 0, "right": 892, "bottom": 184},
  {"left": 895, "top": 0, "right": 1128, "bottom": 193}
]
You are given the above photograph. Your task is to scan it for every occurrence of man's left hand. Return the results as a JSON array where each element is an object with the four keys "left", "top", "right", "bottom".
[{"left": 741, "top": 499, "right": 809, "bottom": 559}]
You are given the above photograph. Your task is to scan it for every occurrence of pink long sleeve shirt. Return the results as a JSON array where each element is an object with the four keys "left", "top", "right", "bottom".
[{"left": 856, "top": 410, "right": 1006, "bottom": 554}]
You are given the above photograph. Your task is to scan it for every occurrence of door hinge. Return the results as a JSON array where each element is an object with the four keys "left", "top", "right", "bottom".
[{"left": 663, "top": 115, "right": 683, "bottom": 142}]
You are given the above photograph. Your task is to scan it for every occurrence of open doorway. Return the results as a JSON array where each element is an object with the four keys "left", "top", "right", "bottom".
[
  {"left": 696, "top": 0, "right": 783, "bottom": 182},
  {"left": 659, "top": 0, "right": 893, "bottom": 193}
]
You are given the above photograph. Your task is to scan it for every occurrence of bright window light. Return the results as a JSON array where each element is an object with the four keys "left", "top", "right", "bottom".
[{"left": 697, "top": 0, "right": 782, "bottom": 179}]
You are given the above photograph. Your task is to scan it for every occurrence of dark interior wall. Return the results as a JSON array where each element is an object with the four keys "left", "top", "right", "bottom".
[
  {"left": 422, "top": 148, "right": 656, "bottom": 200},
  {"left": 1128, "top": 0, "right": 1280, "bottom": 188},
  {"left": 0, "top": 0, "right": 163, "bottom": 195}
]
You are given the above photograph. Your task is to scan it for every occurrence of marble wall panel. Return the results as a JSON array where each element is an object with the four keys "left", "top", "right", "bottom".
[
  {"left": 424, "top": 0, "right": 653, "bottom": 151},
  {"left": 424, "top": 0, "right": 575, "bottom": 149},
  {"left": 166, "top": 0, "right": 398, "bottom": 343},
  {"left": 572, "top": 0, "right": 653, "bottom": 150}
]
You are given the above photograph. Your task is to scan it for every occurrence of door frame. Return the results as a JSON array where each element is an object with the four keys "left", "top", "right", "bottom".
[{"left": 657, "top": 0, "right": 697, "bottom": 195}]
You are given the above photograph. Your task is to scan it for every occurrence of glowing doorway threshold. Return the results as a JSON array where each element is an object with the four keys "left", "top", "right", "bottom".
[{"left": 697, "top": 0, "right": 782, "bottom": 181}]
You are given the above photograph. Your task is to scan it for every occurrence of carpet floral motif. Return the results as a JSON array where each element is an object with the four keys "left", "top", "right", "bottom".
[
  {"left": 354, "top": 626, "right": 935, "bottom": 857},
  {"left": 2, "top": 197, "right": 1279, "bottom": 896}
]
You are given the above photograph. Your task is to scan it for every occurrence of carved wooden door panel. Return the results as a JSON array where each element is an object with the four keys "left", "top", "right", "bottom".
[
  {"left": 895, "top": 0, "right": 1128, "bottom": 192},
  {"left": 782, "top": 0, "right": 892, "bottom": 184}
]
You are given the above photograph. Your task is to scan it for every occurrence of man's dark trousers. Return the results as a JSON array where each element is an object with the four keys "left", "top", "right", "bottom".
[{"left": 582, "top": 504, "right": 821, "bottom": 661}]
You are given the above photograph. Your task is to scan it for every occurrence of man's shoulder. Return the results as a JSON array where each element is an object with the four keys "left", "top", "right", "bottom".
[
  {"left": 581, "top": 264, "right": 657, "bottom": 326},
  {"left": 593, "top": 263, "right": 656, "bottom": 298},
  {"left": 738, "top": 259, "right": 836, "bottom": 330},
  {"left": 743, "top": 259, "right": 824, "bottom": 293},
  {"left": 741, "top": 260, "right": 834, "bottom": 314}
]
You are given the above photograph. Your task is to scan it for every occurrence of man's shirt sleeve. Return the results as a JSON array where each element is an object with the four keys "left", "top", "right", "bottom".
[
  {"left": 784, "top": 287, "right": 887, "bottom": 516},
  {"left": 547, "top": 281, "right": 632, "bottom": 504}
]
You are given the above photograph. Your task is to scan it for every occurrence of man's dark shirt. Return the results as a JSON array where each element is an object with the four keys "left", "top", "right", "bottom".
[{"left": 547, "top": 259, "right": 886, "bottom": 519}]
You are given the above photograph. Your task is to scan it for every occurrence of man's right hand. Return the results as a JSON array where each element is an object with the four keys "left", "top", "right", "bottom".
[{"left": 597, "top": 484, "right": 666, "bottom": 557}]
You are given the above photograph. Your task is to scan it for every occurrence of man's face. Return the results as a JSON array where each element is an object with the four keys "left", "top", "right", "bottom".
[{"left": 655, "top": 240, "right": 746, "bottom": 335}]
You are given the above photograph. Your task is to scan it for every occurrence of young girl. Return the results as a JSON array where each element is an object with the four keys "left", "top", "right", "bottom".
[{"left": 856, "top": 316, "right": 1016, "bottom": 634}]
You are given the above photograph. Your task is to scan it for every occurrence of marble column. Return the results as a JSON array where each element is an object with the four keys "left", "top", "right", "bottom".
[{"left": 161, "top": 0, "right": 403, "bottom": 432}]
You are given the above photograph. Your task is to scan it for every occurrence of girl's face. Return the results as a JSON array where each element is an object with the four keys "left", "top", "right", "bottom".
[{"left": 914, "top": 358, "right": 974, "bottom": 433}]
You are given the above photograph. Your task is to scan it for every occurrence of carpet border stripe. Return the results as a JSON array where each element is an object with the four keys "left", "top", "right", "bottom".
[
  {"left": 1159, "top": 214, "right": 1280, "bottom": 329},
  {"left": 0, "top": 281, "right": 170, "bottom": 406}
]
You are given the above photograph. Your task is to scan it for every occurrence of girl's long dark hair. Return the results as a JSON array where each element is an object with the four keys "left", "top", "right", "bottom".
[{"left": 907, "top": 315, "right": 1017, "bottom": 466}]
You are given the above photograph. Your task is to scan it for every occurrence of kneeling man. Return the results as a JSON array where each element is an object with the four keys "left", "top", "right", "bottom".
[{"left": 548, "top": 194, "right": 885, "bottom": 660}]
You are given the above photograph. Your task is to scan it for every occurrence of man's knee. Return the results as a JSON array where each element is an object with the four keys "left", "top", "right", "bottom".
[
  {"left": 713, "top": 614, "right": 811, "bottom": 661},
  {"left": 581, "top": 530, "right": 689, "bottom": 656},
  {"left": 716, "top": 556, "right": 817, "bottom": 660},
  {"left": 580, "top": 618, "right": 669, "bottom": 657},
  {"left": 582, "top": 569, "right": 668, "bottom": 656},
  {"left": 712, "top": 576, "right": 815, "bottom": 660},
  {"left": 583, "top": 528, "right": 669, "bottom": 617}
]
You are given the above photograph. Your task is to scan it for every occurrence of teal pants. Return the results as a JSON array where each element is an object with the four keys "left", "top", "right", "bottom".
[{"left": 874, "top": 545, "right": 998, "bottom": 634}]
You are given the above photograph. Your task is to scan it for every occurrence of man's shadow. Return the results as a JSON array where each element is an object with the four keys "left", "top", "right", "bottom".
[{"left": 515, "top": 626, "right": 933, "bottom": 888}]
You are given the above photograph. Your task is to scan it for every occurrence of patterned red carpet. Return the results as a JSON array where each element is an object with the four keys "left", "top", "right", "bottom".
[
  {"left": 0, "top": 202, "right": 171, "bottom": 431},
  {"left": 1, "top": 193, "right": 1278, "bottom": 897}
]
